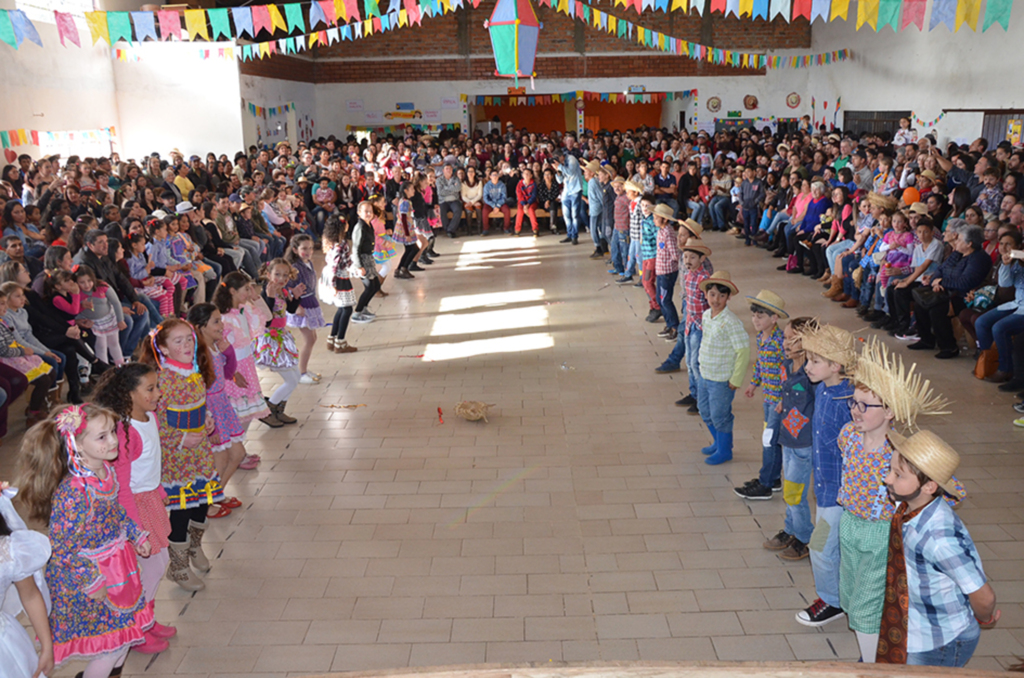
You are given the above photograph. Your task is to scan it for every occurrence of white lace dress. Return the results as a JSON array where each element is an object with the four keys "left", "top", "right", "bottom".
[{"left": 0, "top": 494, "right": 52, "bottom": 678}]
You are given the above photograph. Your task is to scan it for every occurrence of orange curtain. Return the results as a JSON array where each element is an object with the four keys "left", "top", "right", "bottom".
[
  {"left": 481, "top": 102, "right": 572, "bottom": 133},
  {"left": 581, "top": 101, "right": 662, "bottom": 132}
]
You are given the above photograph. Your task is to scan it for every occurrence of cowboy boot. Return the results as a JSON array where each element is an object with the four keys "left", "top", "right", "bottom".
[
  {"left": 267, "top": 398, "right": 297, "bottom": 424},
  {"left": 822, "top": 275, "right": 843, "bottom": 299},
  {"left": 188, "top": 520, "right": 211, "bottom": 573},
  {"left": 166, "top": 541, "right": 205, "bottom": 591}
]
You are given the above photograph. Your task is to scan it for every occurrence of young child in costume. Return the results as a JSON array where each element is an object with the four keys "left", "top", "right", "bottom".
[
  {"left": 880, "top": 429, "right": 997, "bottom": 667},
  {"left": 840, "top": 339, "right": 954, "bottom": 662},
  {"left": 16, "top": 403, "right": 153, "bottom": 677},
  {"left": 255, "top": 259, "right": 302, "bottom": 425},
  {"left": 139, "top": 320, "right": 225, "bottom": 592},
  {"left": 0, "top": 286, "right": 53, "bottom": 425},
  {"left": 73, "top": 265, "right": 126, "bottom": 367},
  {"left": 93, "top": 363, "right": 178, "bottom": 653},
  {"left": 320, "top": 215, "right": 359, "bottom": 354},
  {"left": 391, "top": 182, "right": 421, "bottom": 280},
  {"left": 187, "top": 303, "right": 248, "bottom": 517},
  {"left": 215, "top": 272, "right": 276, "bottom": 431},
  {"left": 284, "top": 234, "right": 327, "bottom": 385},
  {"left": 0, "top": 482, "right": 54, "bottom": 678}
]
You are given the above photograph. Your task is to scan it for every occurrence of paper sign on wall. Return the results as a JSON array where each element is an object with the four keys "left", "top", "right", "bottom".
[
  {"left": 347, "top": 99, "right": 364, "bottom": 111},
  {"left": 423, "top": 110, "right": 441, "bottom": 122},
  {"left": 1007, "top": 120, "right": 1022, "bottom": 146},
  {"left": 396, "top": 102, "right": 415, "bottom": 111},
  {"left": 364, "top": 110, "right": 383, "bottom": 123},
  {"left": 441, "top": 96, "right": 460, "bottom": 110}
]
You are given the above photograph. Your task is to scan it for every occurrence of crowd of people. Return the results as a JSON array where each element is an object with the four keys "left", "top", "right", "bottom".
[{"left": 0, "top": 114, "right": 1016, "bottom": 675}]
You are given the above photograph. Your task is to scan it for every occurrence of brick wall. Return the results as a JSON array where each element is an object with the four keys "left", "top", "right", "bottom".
[{"left": 241, "top": 1, "right": 810, "bottom": 83}]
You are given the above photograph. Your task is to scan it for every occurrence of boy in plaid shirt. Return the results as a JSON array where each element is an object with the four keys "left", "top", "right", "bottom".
[
  {"left": 735, "top": 290, "right": 788, "bottom": 501},
  {"left": 620, "top": 181, "right": 643, "bottom": 284},
  {"left": 609, "top": 178, "right": 630, "bottom": 279},
  {"left": 653, "top": 204, "right": 681, "bottom": 342},
  {"left": 639, "top": 195, "right": 660, "bottom": 323},
  {"left": 672, "top": 238, "right": 712, "bottom": 414}
]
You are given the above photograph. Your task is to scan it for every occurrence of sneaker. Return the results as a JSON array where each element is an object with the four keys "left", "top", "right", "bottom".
[
  {"left": 779, "top": 539, "right": 810, "bottom": 561},
  {"left": 796, "top": 599, "right": 845, "bottom": 627},
  {"left": 633, "top": 281, "right": 644, "bottom": 288},
  {"left": 763, "top": 529, "right": 794, "bottom": 551},
  {"left": 362, "top": 310, "right": 377, "bottom": 319},
  {"left": 644, "top": 310, "right": 662, "bottom": 323},
  {"left": 351, "top": 312, "right": 374, "bottom": 324},
  {"left": 299, "top": 373, "right": 318, "bottom": 385},
  {"left": 615, "top": 276, "right": 634, "bottom": 285},
  {"left": 1014, "top": 417, "right": 1024, "bottom": 428},
  {"left": 334, "top": 340, "right": 358, "bottom": 353},
  {"left": 734, "top": 479, "right": 773, "bottom": 500},
  {"left": 655, "top": 364, "right": 681, "bottom": 374},
  {"left": 772, "top": 479, "right": 782, "bottom": 492},
  {"left": 657, "top": 327, "right": 672, "bottom": 337},
  {"left": 1013, "top": 401, "right": 1024, "bottom": 414},
  {"left": 896, "top": 332, "right": 920, "bottom": 342},
  {"left": 677, "top": 394, "right": 696, "bottom": 406},
  {"left": 662, "top": 328, "right": 677, "bottom": 342},
  {"left": 686, "top": 403, "right": 699, "bottom": 415}
]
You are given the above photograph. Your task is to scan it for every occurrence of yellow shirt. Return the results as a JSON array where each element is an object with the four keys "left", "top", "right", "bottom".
[{"left": 174, "top": 175, "right": 195, "bottom": 199}]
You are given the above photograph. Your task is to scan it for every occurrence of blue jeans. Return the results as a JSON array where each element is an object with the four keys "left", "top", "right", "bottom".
[
  {"left": 768, "top": 211, "right": 790, "bottom": 236},
  {"left": 685, "top": 328, "right": 702, "bottom": 397},
  {"left": 138, "top": 294, "right": 161, "bottom": 327},
  {"left": 826, "top": 240, "right": 854, "bottom": 273},
  {"left": 656, "top": 197, "right": 679, "bottom": 216},
  {"left": 41, "top": 351, "right": 65, "bottom": 384},
  {"left": 907, "top": 625, "right": 980, "bottom": 667},
  {"left": 709, "top": 195, "right": 730, "bottom": 231},
  {"left": 656, "top": 271, "right": 679, "bottom": 330},
  {"left": 687, "top": 200, "right": 705, "bottom": 224},
  {"left": 696, "top": 376, "right": 735, "bottom": 434},
  {"left": 782, "top": 446, "right": 813, "bottom": 544},
  {"left": 809, "top": 504, "right": 843, "bottom": 608},
  {"left": 976, "top": 308, "right": 1024, "bottom": 373},
  {"left": 562, "top": 193, "right": 581, "bottom": 239},
  {"left": 609, "top": 230, "right": 627, "bottom": 275},
  {"left": 625, "top": 238, "right": 641, "bottom": 278},
  {"left": 119, "top": 307, "right": 151, "bottom": 358},
  {"left": 758, "top": 400, "right": 783, "bottom": 487},
  {"left": 590, "top": 214, "right": 604, "bottom": 247}
]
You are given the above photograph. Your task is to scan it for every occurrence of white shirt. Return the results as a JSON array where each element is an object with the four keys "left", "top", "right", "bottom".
[{"left": 130, "top": 413, "right": 162, "bottom": 493}]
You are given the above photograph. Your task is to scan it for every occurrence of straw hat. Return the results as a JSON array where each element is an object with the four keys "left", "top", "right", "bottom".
[
  {"left": 919, "top": 169, "right": 939, "bottom": 182},
  {"left": 746, "top": 290, "right": 789, "bottom": 319},
  {"left": 777, "top": 143, "right": 791, "bottom": 155},
  {"left": 867, "top": 191, "right": 899, "bottom": 213},
  {"left": 886, "top": 429, "right": 962, "bottom": 497},
  {"left": 611, "top": 176, "right": 625, "bottom": 185},
  {"left": 652, "top": 204, "right": 678, "bottom": 221},
  {"left": 798, "top": 323, "right": 857, "bottom": 372},
  {"left": 624, "top": 180, "right": 643, "bottom": 194},
  {"left": 681, "top": 218, "right": 703, "bottom": 238},
  {"left": 680, "top": 237, "right": 711, "bottom": 257},
  {"left": 908, "top": 202, "right": 929, "bottom": 216},
  {"left": 583, "top": 160, "right": 601, "bottom": 174},
  {"left": 699, "top": 270, "right": 738, "bottom": 296},
  {"left": 851, "top": 338, "right": 950, "bottom": 433}
]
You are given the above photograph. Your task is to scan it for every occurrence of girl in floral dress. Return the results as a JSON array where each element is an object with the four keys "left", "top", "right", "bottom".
[
  {"left": 320, "top": 216, "right": 358, "bottom": 353},
  {"left": 188, "top": 303, "right": 248, "bottom": 518},
  {"left": 139, "top": 320, "right": 225, "bottom": 592},
  {"left": 16, "top": 403, "right": 153, "bottom": 677},
  {"left": 285, "top": 235, "right": 327, "bottom": 385},
  {"left": 93, "top": 363, "right": 178, "bottom": 653},
  {"left": 255, "top": 259, "right": 302, "bottom": 426}
]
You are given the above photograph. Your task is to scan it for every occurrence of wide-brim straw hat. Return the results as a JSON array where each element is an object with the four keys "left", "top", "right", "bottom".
[
  {"left": 851, "top": 338, "right": 950, "bottom": 432},
  {"left": 584, "top": 160, "right": 602, "bottom": 175},
  {"left": 867, "top": 191, "right": 899, "bottom": 213},
  {"left": 908, "top": 202, "right": 929, "bottom": 215},
  {"left": 746, "top": 290, "right": 789, "bottom": 319},
  {"left": 919, "top": 169, "right": 939, "bottom": 181},
  {"left": 798, "top": 322, "right": 857, "bottom": 371},
  {"left": 611, "top": 176, "right": 625, "bottom": 185},
  {"left": 699, "top": 270, "right": 738, "bottom": 296},
  {"left": 681, "top": 237, "right": 711, "bottom": 257},
  {"left": 681, "top": 218, "right": 703, "bottom": 238},
  {"left": 652, "top": 204, "right": 678, "bottom": 221},
  {"left": 624, "top": 180, "right": 643, "bottom": 194},
  {"left": 886, "top": 429, "right": 962, "bottom": 497}
]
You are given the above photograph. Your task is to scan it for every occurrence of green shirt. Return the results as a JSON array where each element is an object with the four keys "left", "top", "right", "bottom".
[{"left": 697, "top": 306, "right": 750, "bottom": 387}]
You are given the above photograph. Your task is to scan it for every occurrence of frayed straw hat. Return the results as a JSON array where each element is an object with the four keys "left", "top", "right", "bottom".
[
  {"left": 867, "top": 191, "right": 899, "bottom": 213},
  {"left": 851, "top": 338, "right": 950, "bottom": 432},
  {"left": 886, "top": 429, "right": 963, "bottom": 498},
  {"left": 681, "top": 218, "right": 703, "bottom": 238},
  {"left": 798, "top": 322, "right": 858, "bottom": 372},
  {"left": 624, "top": 180, "right": 643, "bottom": 194},
  {"left": 652, "top": 204, "right": 679, "bottom": 222}
]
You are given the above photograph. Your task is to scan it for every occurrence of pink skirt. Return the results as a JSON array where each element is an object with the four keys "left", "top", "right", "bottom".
[{"left": 134, "top": 489, "right": 171, "bottom": 551}]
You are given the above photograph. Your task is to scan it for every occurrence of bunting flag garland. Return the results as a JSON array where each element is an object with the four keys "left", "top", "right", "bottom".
[
  {"left": 54, "top": 11, "right": 80, "bottom": 47},
  {"left": 0, "top": 10, "right": 16, "bottom": 49},
  {"left": 232, "top": 7, "right": 255, "bottom": 38},
  {"left": 157, "top": 9, "right": 181, "bottom": 40},
  {"left": 911, "top": 110, "right": 946, "bottom": 127},
  {"left": 184, "top": 9, "right": 211, "bottom": 41},
  {"left": 84, "top": 11, "right": 110, "bottom": 45},
  {"left": 107, "top": 11, "right": 133, "bottom": 44},
  {"left": 474, "top": 89, "right": 696, "bottom": 106},
  {"left": 929, "top": 0, "right": 956, "bottom": 30},
  {"left": 209, "top": 9, "right": 233, "bottom": 40},
  {"left": 0, "top": 126, "right": 115, "bottom": 149},
  {"left": 900, "top": 0, "right": 927, "bottom": 28},
  {"left": 131, "top": 11, "right": 158, "bottom": 41},
  {"left": 345, "top": 122, "right": 461, "bottom": 134},
  {"left": 9, "top": 9, "right": 43, "bottom": 47},
  {"left": 244, "top": 100, "right": 297, "bottom": 118}
]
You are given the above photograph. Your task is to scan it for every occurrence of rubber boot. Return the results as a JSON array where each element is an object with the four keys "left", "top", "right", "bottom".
[
  {"left": 700, "top": 425, "right": 718, "bottom": 456},
  {"left": 188, "top": 519, "right": 211, "bottom": 573},
  {"left": 166, "top": 541, "right": 205, "bottom": 591},
  {"left": 148, "top": 621, "right": 178, "bottom": 639},
  {"left": 134, "top": 630, "right": 170, "bottom": 654},
  {"left": 705, "top": 431, "right": 734, "bottom": 466}
]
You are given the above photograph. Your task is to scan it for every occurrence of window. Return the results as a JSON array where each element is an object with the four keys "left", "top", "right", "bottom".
[
  {"left": 842, "top": 111, "right": 912, "bottom": 137},
  {"left": 16, "top": 0, "right": 95, "bottom": 25}
]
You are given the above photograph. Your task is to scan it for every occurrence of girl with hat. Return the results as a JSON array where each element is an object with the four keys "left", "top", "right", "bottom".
[
  {"left": 694, "top": 271, "right": 749, "bottom": 466},
  {"left": 879, "top": 429, "right": 997, "bottom": 667}
]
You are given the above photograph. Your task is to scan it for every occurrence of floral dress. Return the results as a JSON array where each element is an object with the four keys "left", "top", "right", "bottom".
[
  {"left": 320, "top": 242, "right": 356, "bottom": 308},
  {"left": 223, "top": 307, "right": 271, "bottom": 425},
  {"left": 207, "top": 345, "right": 245, "bottom": 452},
  {"left": 46, "top": 466, "right": 154, "bottom": 665},
  {"left": 286, "top": 259, "right": 327, "bottom": 329},
  {"left": 393, "top": 199, "right": 418, "bottom": 245},
  {"left": 1, "top": 492, "right": 52, "bottom": 678},
  {"left": 255, "top": 287, "right": 300, "bottom": 370},
  {"left": 155, "top": 361, "right": 225, "bottom": 510}
]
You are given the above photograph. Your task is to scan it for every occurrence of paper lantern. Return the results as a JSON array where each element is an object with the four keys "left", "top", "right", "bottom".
[{"left": 484, "top": 0, "right": 540, "bottom": 86}]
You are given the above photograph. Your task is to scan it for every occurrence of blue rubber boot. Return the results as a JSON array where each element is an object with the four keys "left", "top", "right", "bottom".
[
  {"left": 705, "top": 431, "right": 733, "bottom": 465},
  {"left": 701, "top": 425, "right": 718, "bottom": 456}
]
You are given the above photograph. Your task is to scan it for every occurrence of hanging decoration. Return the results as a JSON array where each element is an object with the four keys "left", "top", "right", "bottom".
[
  {"left": 473, "top": 90, "right": 695, "bottom": 106},
  {"left": 244, "top": 100, "right": 297, "bottom": 118},
  {"left": 485, "top": 0, "right": 541, "bottom": 85},
  {"left": 786, "top": 92, "right": 801, "bottom": 108},
  {"left": 0, "top": 127, "right": 115, "bottom": 149},
  {"left": 707, "top": 96, "right": 722, "bottom": 113},
  {"left": 344, "top": 122, "right": 462, "bottom": 134},
  {"left": 911, "top": 110, "right": 946, "bottom": 128}
]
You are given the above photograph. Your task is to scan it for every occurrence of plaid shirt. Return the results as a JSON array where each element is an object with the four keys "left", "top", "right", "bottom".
[
  {"left": 811, "top": 380, "right": 854, "bottom": 509},
  {"left": 640, "top": 215, "right": 657, "bottom": 261},
  {"left": 683, "top": 268, "right": 710, "bottom": 335},
  {"left": 697, "top": 307, "right": 750, "bottom": 386},
  {"left": 628, "top": 200, "right": 643, "bottom": 241},
  {"left": 904, "top": 498, "right": 987, "bottom": 653},
  {"left": 613, "top": 193, "right": 630, "bottom": 231},
  {"left": 655, "top": 226, "right": 680, "bottom": 275},
  {"left": 750, "top": 324, "right": 785, "bottom": 404}
]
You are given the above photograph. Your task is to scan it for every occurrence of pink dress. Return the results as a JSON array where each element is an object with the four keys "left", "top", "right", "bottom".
[{"left": 223, "top": 306, "right": 270, "bottom": 425}]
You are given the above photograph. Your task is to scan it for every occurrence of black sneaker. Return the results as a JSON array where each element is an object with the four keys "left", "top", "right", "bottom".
[
  {"left": 796, "top": 598, "right": 845, "bottom": 627},
  {"left": 644, "top": 309, "right": 662, "bottom": 323},
  {"left": 763, "top": 529, "right": 794, "bottom": 551},
  {"left": 734, "top": 479, "right": 773, "bottom": 500},
  {"left": 678, "top": 394, "right": 696, "bottom": 406},
  {"left": 559, "top": 237, "right": 573, "bottom": 243},
  {"left": 686, "top": 403, "right": 699, "bottom": 415},
  {"left": 772, "top": 479, "right": 782, "bottom": 492},
  {"left": 615, "top": 276, "right": 634, "bottom": 285}
]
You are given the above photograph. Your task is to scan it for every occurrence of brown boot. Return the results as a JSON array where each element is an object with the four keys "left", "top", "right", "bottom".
[
  {"left": 841, "top": 298, "right": 859, "bottom": 308},
  {"left": 166, "top": 541, "right": 205, "bottom": 591},
  {"left": 817, "top": 271, "right": 832, "bottom": 283},
  {"left": 832, "top": 293, "right": 850, "bottom": 303},
  {"left": 821, "top": 276, "right": 843, "bottom": 299},
  {"left": 188, "top": 520, "right": 211, "bottom": 573}
]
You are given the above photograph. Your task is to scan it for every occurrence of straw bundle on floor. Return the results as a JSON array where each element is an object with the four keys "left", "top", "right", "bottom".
[{"left": 454, "top": 401, "right": 496, "bottom": 422}]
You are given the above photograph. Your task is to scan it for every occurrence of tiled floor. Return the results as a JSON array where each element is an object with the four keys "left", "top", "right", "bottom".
[{"left": 4, "top": 230, "right": 1022, "bottom": 676}]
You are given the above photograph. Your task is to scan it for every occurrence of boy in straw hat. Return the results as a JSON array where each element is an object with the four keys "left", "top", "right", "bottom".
[
  {"left": 734, "top": 290, "right": 788, "bottom": 501},
  {"left": 831, "top": 339, "right": 953, "bottom": 661},
  {"left": 639, "top": 195, "right": 661, "bottom": 323},
  {"left": 620, "top": 180, "right": 644, "bottom": 285},
  {"left": 879, "top": 429, "right": 997, "bottom": 667},
  {"left": 583, "top": 160, "right": 605, "bottom": 258},
  {"left": 653, "top": 203, "right": 682, "bottom": 342},
  {"left": 695, "top": 270, "right": 749, "bottom": 466},
  {"left": 609, "top": 177, "right": 630, "bottom": 280},
  {"left": 794, "top": 323, "right": 856, "bottom": 629}
]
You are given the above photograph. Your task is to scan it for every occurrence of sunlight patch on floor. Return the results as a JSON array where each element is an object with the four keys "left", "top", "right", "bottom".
[
  {"left": 454, "top": 236, "right": 540, "bottom": 271},
  {"left": 429, "top": 306, "right": 550, "bottom": 337},
  {"left": 437, "top": 288, "right": 546, "bottom": 313},
  {"left": 421, "top": 332, "right": 555, "bottom": 362}
]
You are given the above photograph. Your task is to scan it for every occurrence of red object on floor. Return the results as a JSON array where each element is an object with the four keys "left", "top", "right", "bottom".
[{"left": 438, "top": 407, "right": 444, "bottom": 424}]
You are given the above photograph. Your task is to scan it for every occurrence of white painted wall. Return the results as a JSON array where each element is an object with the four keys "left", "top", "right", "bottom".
[
  {"left": 111, "top": 41, "right": 243, "bottom": 160},
  {"left": 239, "top": 74, "right": 317, "bottom": 150}
]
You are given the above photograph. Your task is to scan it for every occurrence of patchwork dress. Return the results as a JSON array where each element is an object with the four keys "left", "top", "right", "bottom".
[
  {"left": 207, "top": 345, "right": 246, "bottom": 452},
  {"left": 222, "top": 307, "right": 271, "bottom": 425}
]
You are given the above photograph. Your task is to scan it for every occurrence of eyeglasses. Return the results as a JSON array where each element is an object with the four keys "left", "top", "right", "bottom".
[{"left": 848, "top": 399, "right": 885, "bottom": 413}]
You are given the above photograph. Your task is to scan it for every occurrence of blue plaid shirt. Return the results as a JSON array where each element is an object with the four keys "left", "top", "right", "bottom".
[
  {"left": 811, "top": 380, "right": 853, "bottom": 509},
  {"left": 904, "top": 497, "right": 987, "bottom": 653}
]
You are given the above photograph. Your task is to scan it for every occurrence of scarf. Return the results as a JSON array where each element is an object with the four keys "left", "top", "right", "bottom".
[{"left": 876, "top": 500, "right": 928, "bottom": 663}]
